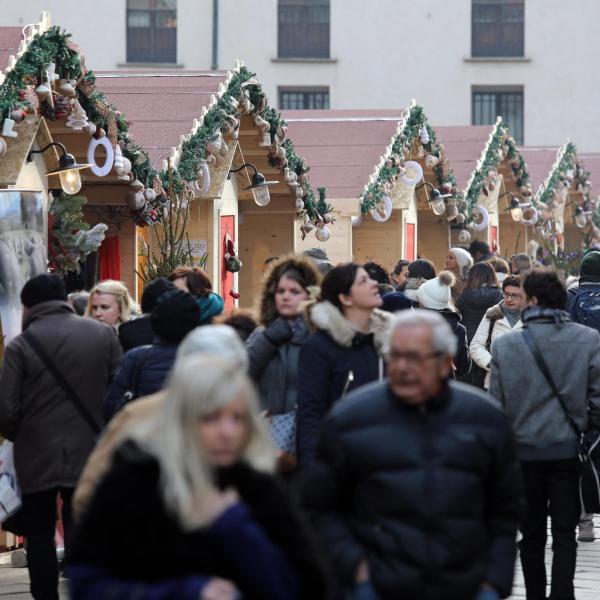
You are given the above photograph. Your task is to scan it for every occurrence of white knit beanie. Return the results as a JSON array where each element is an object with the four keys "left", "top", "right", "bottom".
[
  {"left": 450, "top": 247, "right": 474, "bottom": 280},
  {"left": 416, "top": 271, "right": 456, "bottom": 310}
]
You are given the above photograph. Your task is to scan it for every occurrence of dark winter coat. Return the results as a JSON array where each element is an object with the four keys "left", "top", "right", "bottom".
[
  {"left": 69, "top": 441, "right": 330, "bottom": 600},
  {"left": 456, "top": 285, "right": 503, "bottom": 343},
  {"left": 437, "top": 308, "right": 471, "bottom": 378},
  {"left": 103, "top": 342, "right": 177, "bottom": 422},
  {"left": 302, "top": 380, "right": 522, "bottom": 600},
  {"left": 296, "top": 302, "right": 392, "bottom": 464},
  {"left": 490, "top": 306, "right": 600, "bottom": 460},
  {"left": 118, "top": 314, "right": 154, "bottom": 352},
  {"left": 246, "top": 316, "right": 310, "bottom": 415},
  {"left": 0, "top": 301, "right": 122, "bottom": 493}
]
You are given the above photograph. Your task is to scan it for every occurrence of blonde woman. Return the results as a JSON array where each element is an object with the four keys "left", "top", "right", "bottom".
[
  {"left": 68, "top": 356, "right": 329, "bottom": 600},
  {"left": 85, "top": 280, "right": 138, "bottom": 327}
]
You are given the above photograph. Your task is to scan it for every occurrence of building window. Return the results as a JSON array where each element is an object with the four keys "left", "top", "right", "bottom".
[
  {"left": 278, "top": 0, "right": 330, "bottom": 59},
  {"left": 280, "top": 88, "right": 330, "bottom": 110},
  {"left": 472, "top": 0, "right": 524, "bottom": 57},
  {"left": 127, "top": 0, "right": 177, "bottom": 63},
  {"left": 472, "top": 89, "right": 524, "bottom": 144}
]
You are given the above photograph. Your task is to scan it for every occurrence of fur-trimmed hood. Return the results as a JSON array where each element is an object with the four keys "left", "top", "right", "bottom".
[
  {"left": 485, "top": 302, "right": 505, "bottom": 321},
  {"left": 403, "top": 277, "right": 427, "bottom": 302},
  {"left": 257, "top": 254, "right": 321, "bottom": 326},
  {"left": 307, "top": 300, "right": 392, "bottom": 357}
]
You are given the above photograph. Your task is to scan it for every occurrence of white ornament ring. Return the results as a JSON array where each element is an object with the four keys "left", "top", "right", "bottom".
[
  {"left": 87, "top": 136, "right": 115, "bottom": 177},
  {"left": 197, "top": 162, "right": 211, "bottom": 195},
  {"left": 400, "top": 161, "right": 424, "bottom": 186},
  {"left": 521, "top": 206, "right": 539, "bottom": 226},
  {"left": 471, "top": 205, "right": 490, "bottom": 231},
  {"left": 371, "top": 194, "right": 393, "bottom": 223}
]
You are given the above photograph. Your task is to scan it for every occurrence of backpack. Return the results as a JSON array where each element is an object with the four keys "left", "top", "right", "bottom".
[{"left": 569, "top": 286, "right": 600, "bottom": 333}]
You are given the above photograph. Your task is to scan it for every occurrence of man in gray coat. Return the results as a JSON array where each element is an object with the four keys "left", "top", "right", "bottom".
[
  {"left": 0, "top": 273, "right": 122, "bottom": 600},
  {"left": 490, "top": 268, "right": 600, "bottom": 600}
]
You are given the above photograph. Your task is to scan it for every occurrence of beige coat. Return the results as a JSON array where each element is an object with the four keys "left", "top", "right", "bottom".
[
  {"left": 469, "top": 302, "right": 522, "bottom": 388},
  {"left": 72, "top": 391, "right": 165, "bottom": 521}
]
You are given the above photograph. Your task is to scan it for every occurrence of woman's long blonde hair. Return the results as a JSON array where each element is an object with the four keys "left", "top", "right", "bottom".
[
  {"left": 85, "top": 280, "right": 139, "bottom": 323},
  {"left": 128, "top": 355, "right": 276, "bottom": 530}
]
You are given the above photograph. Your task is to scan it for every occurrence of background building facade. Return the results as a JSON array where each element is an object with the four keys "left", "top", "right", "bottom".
[{"left": 2, "top": 0, "right": 599, "bottom": 150}]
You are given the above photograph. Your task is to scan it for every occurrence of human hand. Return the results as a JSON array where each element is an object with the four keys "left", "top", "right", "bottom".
[
  {"left": 203, "top": 488, "right": 240, "bottom": 525},
  {"left": 354, "top": 560, "right": 370, "bottom": 583},
  {"left": 264, "top": 317, "right": 293, "bottom": 345},
  {"left": 200, "top": 577, "right": 238, "bottom": 600}
]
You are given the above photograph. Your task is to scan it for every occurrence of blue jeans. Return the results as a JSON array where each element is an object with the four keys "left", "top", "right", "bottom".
[{"left": 346, "top": 581, "right": 380, "bottom": 600}]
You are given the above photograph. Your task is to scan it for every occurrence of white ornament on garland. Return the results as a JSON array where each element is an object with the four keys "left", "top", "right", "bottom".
[
  {"left": 58, "top": 79, "right": 76, "bottom": 97},
  {"left": 315, "top": 226, "right": 331, "bottom": 242},
  {"left": 66, "top": 100, "right": 89, "bottom": 131},
  {"left": 424, "top": 154, "right": 439, "bottom": 168},
  {"left": 196, "top": 161, "right": 211, "bottom": 195},
  {"left": 521, "top": 206, "right": 539, "bottom": 226},
  {"left": 400, "top": 161, "right": 424, "bottom": 186},
  {"left": 371, "top": 194, "right": 393, "bottom": 223},
  {"left": 2, "top": 117, "right": 18, "bottom": 138},
  {"left": 295, "top": 198, "right": 305, "bottom": 211},
  {"left": 458, "top": 228, "right": 471, "bottom": 243},
  {"left": 0, "top": 137, "right": 7, "bottom": 157},
  {"left": 87, "top": 136, "right": 115, "bottom": 177},
  {"left": 471, "top": 205, "right": 490, "bottom": 231},
  {"left": 420, "top": 126, "right": 430, "bottom": 145}
]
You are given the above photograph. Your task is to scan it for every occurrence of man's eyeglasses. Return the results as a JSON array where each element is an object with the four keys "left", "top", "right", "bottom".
[
  {"left": 389, "top": 350, "right": 443, "bottom": 366},
  {"left": 503, "top": 292, "right": 522, "bottom": 300}
]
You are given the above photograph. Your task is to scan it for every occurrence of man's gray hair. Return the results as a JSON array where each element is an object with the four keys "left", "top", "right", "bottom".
[{"left": 389, "top": 309, "right": 457, "bottom": 357}]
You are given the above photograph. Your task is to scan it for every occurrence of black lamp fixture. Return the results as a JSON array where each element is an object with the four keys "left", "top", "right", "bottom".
[
  {"left": 28, "top": 142, "right": 91, "bottom": 195},
  {"left": 417, "top": 180, "right": 452, "bottom": 216},
  {"left": 499, "top": 192, "right": 530, "bottom": 222},
  {"left": 229, "top": 162, "right": 279, "bottom": 207}
]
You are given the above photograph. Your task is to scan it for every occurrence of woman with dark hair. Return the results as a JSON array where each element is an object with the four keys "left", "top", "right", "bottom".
[
  {"left": 296, "top": 263, "right": 392, "bottom": 464},
  {"left": 246, "top": 255, "right": 320, "bottom": 461},
  {"left": 456, "top": 262, "right": 503, "bottom": 343},
  {"left": 168, "top": 266, "right": 224, "bottom": 325},
  {"left": 403, "top": 259, "right": 436, "bottom": 305}
]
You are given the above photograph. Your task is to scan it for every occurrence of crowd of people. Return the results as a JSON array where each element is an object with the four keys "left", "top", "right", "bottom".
[{"left": 1, "top": 239, "right": 600, "bottom": 600}]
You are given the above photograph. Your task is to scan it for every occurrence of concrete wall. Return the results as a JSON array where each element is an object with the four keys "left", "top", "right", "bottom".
[{"left": 3, "top": 1, "right": 599, "bottom": 150}]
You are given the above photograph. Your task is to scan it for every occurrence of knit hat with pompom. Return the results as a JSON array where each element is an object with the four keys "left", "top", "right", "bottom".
[{"left": 416, "top": 270, "right": 456, "bottom": 310}]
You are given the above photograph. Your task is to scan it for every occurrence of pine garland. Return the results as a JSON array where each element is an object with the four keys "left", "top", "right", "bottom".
[
  {"left": 464, "top": 121, "right": 530, "bottom": 223},
  {"left": 0, "top": 27, "right": 332, "bottom": 229},
  {"left": 360, "top": 105, "right": 460, "bottom": 215}
]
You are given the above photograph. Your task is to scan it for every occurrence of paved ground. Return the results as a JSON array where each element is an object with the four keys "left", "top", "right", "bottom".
[{"left": 1, "top": 517, "right": 600, "bottom": 598}]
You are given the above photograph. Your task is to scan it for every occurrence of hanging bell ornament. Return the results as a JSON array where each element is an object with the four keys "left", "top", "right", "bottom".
[{"left": 315, "top": 226, "right": 331, "bottom": 242}]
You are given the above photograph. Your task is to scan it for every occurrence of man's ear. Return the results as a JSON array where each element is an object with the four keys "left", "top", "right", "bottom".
[{"left": 440, "top": 354, "right": 453, "bottom": 378}]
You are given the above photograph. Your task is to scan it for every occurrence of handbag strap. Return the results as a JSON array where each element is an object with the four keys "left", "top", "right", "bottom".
[
  {"left": 22, "top": 330, "right": 101, "bottom": 436},
  {"left": 521, "top": 327, "right": 582, "bottom": 439},
  {"left": 485, "top": 319, "right": 496, "bottom": 352}
]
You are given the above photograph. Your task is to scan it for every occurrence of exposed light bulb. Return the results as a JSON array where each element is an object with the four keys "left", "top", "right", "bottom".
[{"left": 59, "top": 169, "right": 82, "bottom": 194}]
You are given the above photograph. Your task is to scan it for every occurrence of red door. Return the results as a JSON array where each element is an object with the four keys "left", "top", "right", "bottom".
[
  {"left": 404, "top": 222, "right": 415, "bottom": 261},
  {"left": 491, "top": 225, "right": 498, "bottom": 253},
  {"left": 220, "top": 216, "right": 236, "bottom": 311}
]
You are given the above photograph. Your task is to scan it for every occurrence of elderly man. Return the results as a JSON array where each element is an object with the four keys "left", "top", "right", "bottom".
[{"left": 303, "top": 310, "right": 522, "bottom": 600}]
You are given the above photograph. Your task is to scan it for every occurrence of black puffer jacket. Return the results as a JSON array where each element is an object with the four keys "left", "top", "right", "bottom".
[
  {"left": 456, "top": 286, "right": 503, "bottom": 343},
  {"left": 118, "top": 315, "right": 154, "bottom": 352},
  {"left": 103, "top": 342, "right": 177, "bottom": 422},
  {"left": 438, "top": 309, "right": 471, "bottom": 378},
  {"left": 296, "top": 302, "right": 392, "bottom": 464},
  {"left": 302, "top": 380, "right": 522, "bottom": 600}
]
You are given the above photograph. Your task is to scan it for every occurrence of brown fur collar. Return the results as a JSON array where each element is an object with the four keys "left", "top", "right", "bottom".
[{"left": 485, "top": 302, "right": 505, "bottom": 321}]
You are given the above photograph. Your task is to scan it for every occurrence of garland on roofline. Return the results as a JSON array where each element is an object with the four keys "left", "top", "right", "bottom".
[
  {"left": 0, "top": 27, "right": 332, "bottom": 235},
  {"left": 360, "top": 104, "right": 460, "bottom": 217},
  {"left": 464, "top": 120, "right": 531, "bottom": 224}
]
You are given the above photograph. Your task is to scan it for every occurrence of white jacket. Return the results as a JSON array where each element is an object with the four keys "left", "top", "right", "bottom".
[{"left": 470, "top": 302, "right": 522, "bottom": 387}]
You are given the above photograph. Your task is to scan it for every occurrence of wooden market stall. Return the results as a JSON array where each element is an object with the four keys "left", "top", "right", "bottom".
[
  {"left": 437, "top": 118, "right": 532, "bottom": 262},
  {"left": 99, "top": 63, "right": 329, "bottom": 309},
  {"left": 284, "top": 109, "right": 400, "bottom": 268}
]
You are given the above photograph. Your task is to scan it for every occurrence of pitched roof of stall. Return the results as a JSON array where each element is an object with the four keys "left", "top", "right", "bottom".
[
  {"left": 283, "top": 109, "right": 405, "bottom": 198},
  {"left": 0, "top": 27, "right": 23, "bottom": 73},
  {"left": 96, "top": 71, "right": 229, "bottom": 165},
  {"left": 580, "top": 153, "right": 600, "bottom": 195},
  {"left": 433, "top": 125, "right": 495, "bottom": 191},
  {"left": 519, "top": 147, "right": 562, "bottom": 189}
]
